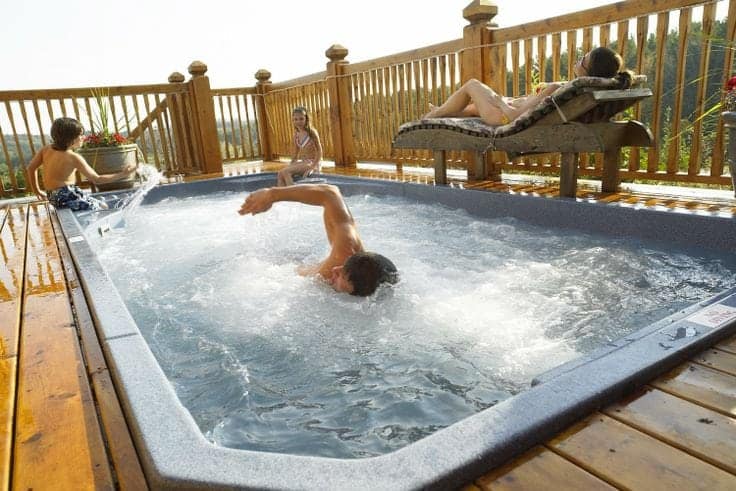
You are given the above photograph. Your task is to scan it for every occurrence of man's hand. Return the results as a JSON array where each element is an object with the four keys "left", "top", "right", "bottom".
[{"left": 238, "top": 188, "right": 274, "bottom": 215}]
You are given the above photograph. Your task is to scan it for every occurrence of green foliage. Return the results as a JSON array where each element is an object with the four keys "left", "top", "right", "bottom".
[{"left": 1, "top": 134, "right": 43, "bottom": 193}]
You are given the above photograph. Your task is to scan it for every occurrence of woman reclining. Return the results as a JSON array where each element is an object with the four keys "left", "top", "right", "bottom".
[{"left": 423, "top": 47, "right": 632, "bottom": 126}]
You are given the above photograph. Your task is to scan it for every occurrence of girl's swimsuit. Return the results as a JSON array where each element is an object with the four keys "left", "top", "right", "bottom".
[{"left": 294, "top": 131, "right": 319, "bottom": 172}]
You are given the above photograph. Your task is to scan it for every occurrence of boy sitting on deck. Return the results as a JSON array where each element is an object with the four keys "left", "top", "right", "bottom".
[{"left": 26, "top": 117, "right": 136, "bottom": 211}]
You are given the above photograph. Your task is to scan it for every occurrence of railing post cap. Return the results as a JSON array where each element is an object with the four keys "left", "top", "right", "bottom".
[
  {"left": 168, "top": 72, "right": 185, "bottom": 83},
  {"left": 255, "top": 69, "right": 272, "bottom": 82},
  {"left": 463, "top": 0, "right": 498, "bottom": 25},
  {"left": 188, "top": 61, "right": 208, "bottom": 77},
  {"left": 326, "top": 44, "right": 349, "bottom": 62}
]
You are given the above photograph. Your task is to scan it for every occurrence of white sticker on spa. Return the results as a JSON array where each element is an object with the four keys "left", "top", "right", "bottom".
[
  {"left": 68, "top": 235, "right": 85, "bottom": 243},
  {"left": 687, "top": 303, "right": 736, "bottom": 328}
]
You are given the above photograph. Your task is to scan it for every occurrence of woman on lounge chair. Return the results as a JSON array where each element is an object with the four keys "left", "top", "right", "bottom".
[{"left": 423, "top": 47, "right": 632, "bottom": 126}]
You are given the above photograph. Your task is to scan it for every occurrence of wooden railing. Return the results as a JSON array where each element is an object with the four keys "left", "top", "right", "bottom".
[
  {"left": 2, "top": 0, "right": 735, "bottom": 197},
  {"left": 0, "top": 62, "right": 224, "bottom": 197},
  {"left": 210, "top": 86, "right": 261, "bottom": 162},
  {"left": 251, "top": 0, "right": 735, "bottom": 186}
]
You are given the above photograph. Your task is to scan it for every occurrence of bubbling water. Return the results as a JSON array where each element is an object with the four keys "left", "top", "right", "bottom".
[{"left": 94, "top": 191, "right": 736, "bottom": 458}]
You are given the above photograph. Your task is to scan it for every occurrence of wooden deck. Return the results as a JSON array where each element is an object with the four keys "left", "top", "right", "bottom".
[
  {"left": 2, "top": 164, "right": 735, "bottom": 489},
  {"left": 0, "top": 203, "right": 147, "bottom": 490}
]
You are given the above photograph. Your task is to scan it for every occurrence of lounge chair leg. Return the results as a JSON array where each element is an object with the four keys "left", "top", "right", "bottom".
[
  {"left": 472, "top": 151, "right": 486, "bottom": 181},
  {"left": 601, "top": 147, "right": 620, "bottom": 193},
  {"left": 559, "top": 152, "right": 578, "bottom": 198},
  {"left": 433, "top": 150, "right": 447, "bottom": 185}
]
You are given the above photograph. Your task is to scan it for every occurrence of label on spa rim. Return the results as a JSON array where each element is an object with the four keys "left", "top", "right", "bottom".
[{"left": 687, "top": 301, "right": 736, "bottom": 328}]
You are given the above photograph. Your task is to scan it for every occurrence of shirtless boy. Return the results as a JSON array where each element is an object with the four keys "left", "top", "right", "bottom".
[{"left": 26, "top": 117, "right": 136, "bottom": 210}]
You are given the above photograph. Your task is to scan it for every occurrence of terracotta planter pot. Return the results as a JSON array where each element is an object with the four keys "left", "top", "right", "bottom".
[{"left": 77, "top": 144, "right": 138, "bottom": 191}]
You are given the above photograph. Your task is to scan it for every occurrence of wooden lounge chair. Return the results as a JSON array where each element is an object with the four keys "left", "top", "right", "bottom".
[{"left": 392, "top": 76, "right": 654, "bottom": 197}]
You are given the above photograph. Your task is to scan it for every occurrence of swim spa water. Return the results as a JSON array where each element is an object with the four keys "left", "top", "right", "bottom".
[{"left": 92, "top": 190, "right": 736, "bottom": 459}]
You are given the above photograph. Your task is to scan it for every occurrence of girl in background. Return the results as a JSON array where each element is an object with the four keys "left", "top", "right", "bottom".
[{"left": 277, "top": 106, "right": 323, "bottom": 186}]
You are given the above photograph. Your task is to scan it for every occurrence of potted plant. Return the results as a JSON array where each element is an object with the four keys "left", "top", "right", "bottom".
[{"left": 76, "top": 89, "right": 139, "bottom": 191}]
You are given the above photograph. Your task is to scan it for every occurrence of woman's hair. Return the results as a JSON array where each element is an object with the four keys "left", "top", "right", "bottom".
[
  {"left": 587, "top": 47, "right": 633, "bottom": 89},
  {"left": 50, "top": 117, "right": 84, "bottom": 151},
  {"left": 293, "top": 106, "right": 317, "bottom": 140}
]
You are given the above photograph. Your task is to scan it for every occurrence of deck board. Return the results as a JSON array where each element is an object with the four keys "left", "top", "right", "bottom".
[
  {"left": 13, "top": 203, "right": 113, "bottom": 490},
  {"left": 474, "top": 446, "right": 616, "bottom": 490},
  {"left": 692, "top": 347, "right": 736, "bottom": 376},
  {"left": 717, "top": 334, "right": 736, "bottom": 354},
  {"left": 604, "top": 386, "right": 736, "bottom": 474},
  {"left": 651, "top": 362, "right": 736, "bottom": 417},
  {"left": 548, "top": 413, "right": 736, "bottom": 490},
  {"left": 49, "top": 208, "right": 149, "bottom": 490},
  {"left": 0, "top": 205, "right": 26, "bottom": 489}
]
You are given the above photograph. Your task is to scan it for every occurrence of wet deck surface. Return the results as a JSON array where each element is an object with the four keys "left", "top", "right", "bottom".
[{"left": 1, "top": 163, "right": 735, "bottom": 489}]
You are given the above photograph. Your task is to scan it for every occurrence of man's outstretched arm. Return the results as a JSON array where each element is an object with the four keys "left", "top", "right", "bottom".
[{"left": 238, "top": 184, "right": 351, "bottom": 223}]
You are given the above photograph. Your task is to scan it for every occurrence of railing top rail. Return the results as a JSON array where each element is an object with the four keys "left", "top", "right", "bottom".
[
  {"left": 0, "top": 83, "right": 188, "bottom": 101},
  {"left": 269, "top": 71, "right": 328, "bottom": 90},
  {"left": 345, "top": 39, "right": 464, "bottom": 74},
  {"left": 491, "top": 0, "right": 717, "bottom": 43},
  {"left": 211, "top": 87, "right": 259, "bottom": 96}
]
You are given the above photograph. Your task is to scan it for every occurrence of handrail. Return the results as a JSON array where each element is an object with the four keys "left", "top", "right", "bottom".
[{"left": 490, "top": 0, "right": 713, "bottom": 43}]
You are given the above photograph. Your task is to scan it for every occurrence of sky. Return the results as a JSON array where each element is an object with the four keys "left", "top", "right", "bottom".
[{"left": 2, "top": 0, "right": 621, "bottom": 91}]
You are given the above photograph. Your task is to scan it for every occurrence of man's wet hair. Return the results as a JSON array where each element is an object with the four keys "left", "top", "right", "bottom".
[
  {"left": 51, "top": 117, "right": 84, "bottom": 151},
  {"left": 344, "top": 252, "right": 398, "bottom": 297}
]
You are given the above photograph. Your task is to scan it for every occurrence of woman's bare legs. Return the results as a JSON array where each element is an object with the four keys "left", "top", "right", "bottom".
[
  {"left": 277, "top": 161, "right": 315, "bottom": 187},
  {"left": 423, "top": 78, "right": 509, "bottom": 125}
]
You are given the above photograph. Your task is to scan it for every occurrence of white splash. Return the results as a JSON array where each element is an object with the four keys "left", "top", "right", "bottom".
[{"left": 84, "top": 163, "right": 162, "bottom": 237}]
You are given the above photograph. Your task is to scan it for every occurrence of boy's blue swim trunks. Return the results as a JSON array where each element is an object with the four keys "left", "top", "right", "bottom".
[{"left": 48, "top": 185, "right": 104, "bottom": 211}]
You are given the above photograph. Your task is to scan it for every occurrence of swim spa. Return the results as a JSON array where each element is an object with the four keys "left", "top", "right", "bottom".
[{"left": 58, "top": 174, "right": 736, "bottom": 490}]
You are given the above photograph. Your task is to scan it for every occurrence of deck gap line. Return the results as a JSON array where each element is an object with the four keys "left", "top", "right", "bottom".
[{"left": 9, "top": 204, "right": 30, "bottom": 490}]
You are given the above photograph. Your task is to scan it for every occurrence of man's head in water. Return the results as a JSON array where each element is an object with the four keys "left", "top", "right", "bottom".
[{"left": 328, "top": 252, "right": 398, "bottom": 296}]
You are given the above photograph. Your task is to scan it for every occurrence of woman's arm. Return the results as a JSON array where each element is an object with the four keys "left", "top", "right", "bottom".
[{"left": 495, "top": 82, "right": 562, "bottom": 122}]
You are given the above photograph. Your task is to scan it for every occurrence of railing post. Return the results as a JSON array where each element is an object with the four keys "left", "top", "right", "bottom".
[
  {"left": 461, "top": 0, "right": 498, "bottom": 85},
  {"left": 462, "top": 1, "right": 501, "bottom": 180},
  {"left": 325, "top": 44, "right": 356, "bottom": 167},
  {"left": 187, "top": 61, "right": 223, "bottom": 174},
  {"left": 254, "top": 69, "right": 275, "bottom": 161},
  {"left": 167, "top": 71, "right": 188, "bottom": 173}
]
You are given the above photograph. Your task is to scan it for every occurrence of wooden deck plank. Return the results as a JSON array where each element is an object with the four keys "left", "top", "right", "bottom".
[
  {"left": 717, "top": 334, "right": 736, "bottom": 354},
  {"left": 0, "top": 205, "right": 27, "bottom": 490},
  {"left": 693, "top": 348, "right": 736, "bottom": 376},
  {"left": 49, "top": 208, "right": 149, "bottom": 490},
  {"left": 473, "top": 446, "right": 616, "bottom": 490},
  {"left": 0, "top": 357, "right": 17, "bottom": 491},
  {"left": 0, "top": 206, "right": 27, "bottom": 357},
  {"left": 604, "top": 386, "right": 736, "bottom": 474},
  {"left": 548, "top": 413, "right": 736, "bottom": 490},
  {"left": 13, "top": 203, "right": 113, "bottom": 490},
  {"left": 651, "top": 362, "right": 736, "bottom": 417}
]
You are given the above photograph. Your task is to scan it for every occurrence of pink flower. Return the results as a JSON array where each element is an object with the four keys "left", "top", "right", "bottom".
[
  {"left": 726, "top": 75, "right": 736, "bottom": 91},
  {"left": 82, "top": 131, "right": 130, "bottom": 148}
]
